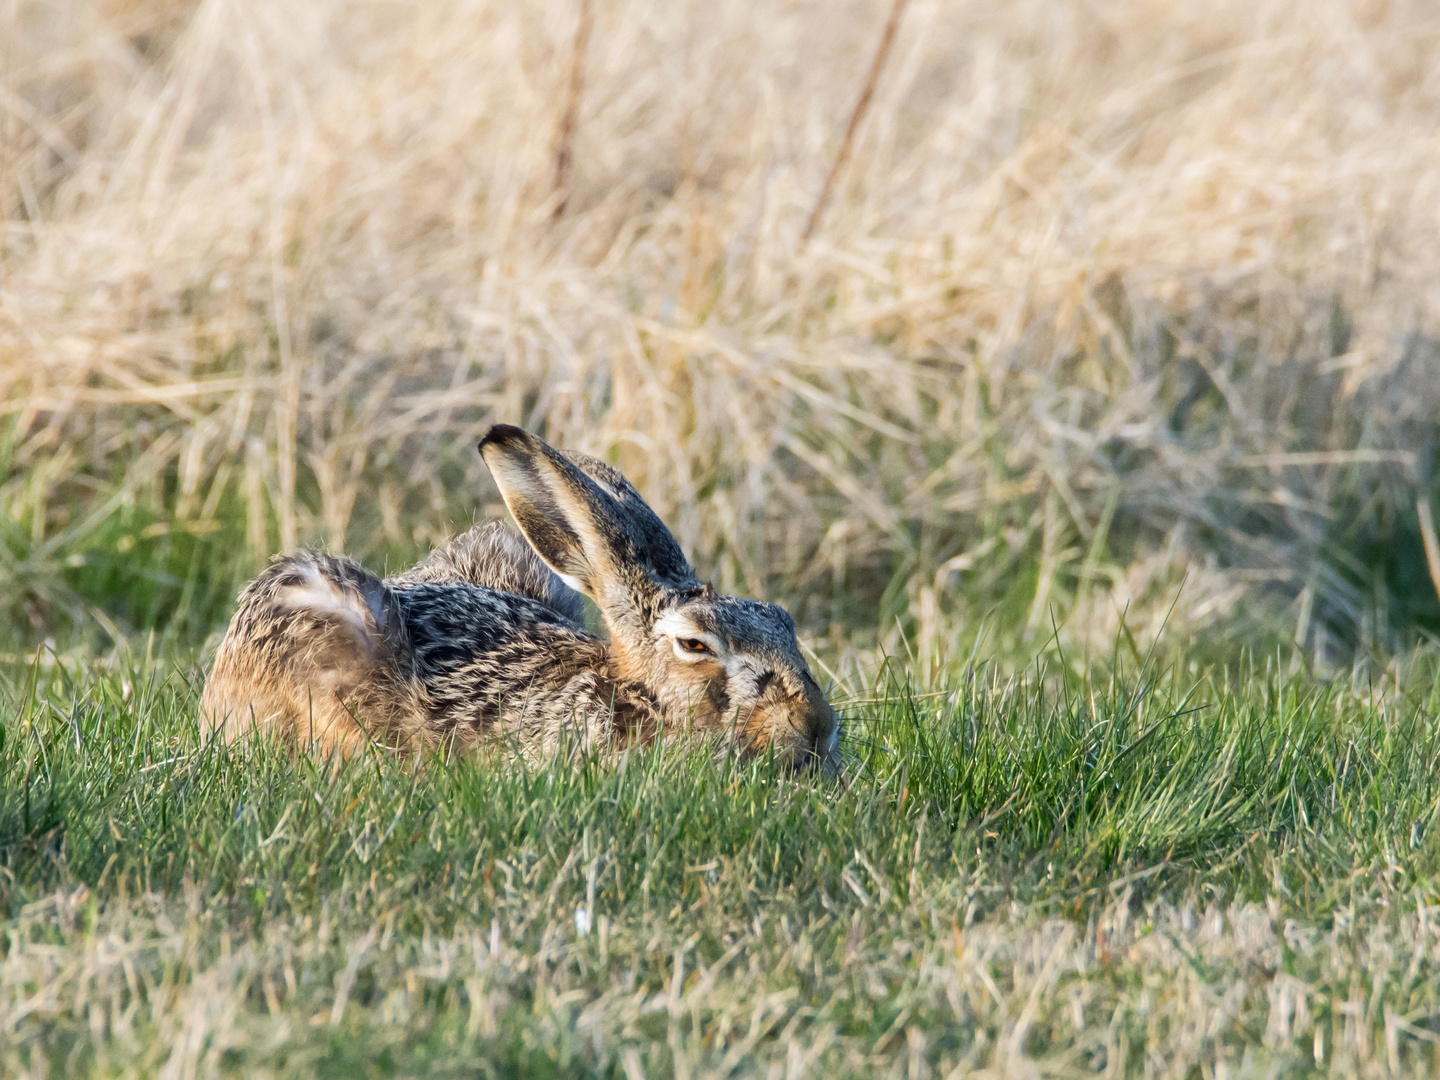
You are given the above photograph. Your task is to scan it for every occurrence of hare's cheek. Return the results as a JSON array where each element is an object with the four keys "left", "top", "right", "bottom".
[
  {"left": 673, "top": 657, "right": 725, "bottom": 685},
  {"left": 736, "top": 700, "right": 782, "bottom": 743},
  {"left": 705, "top": 679, "right": 730, "bottom": 719}
]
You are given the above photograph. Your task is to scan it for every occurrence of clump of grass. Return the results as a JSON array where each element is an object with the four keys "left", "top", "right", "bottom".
[
  {"left": 3, "top": 0, "right": 1440, "bottom": 659},
  {"left": 4, "top": 649, "right": 1440, "bottom": 1073}
]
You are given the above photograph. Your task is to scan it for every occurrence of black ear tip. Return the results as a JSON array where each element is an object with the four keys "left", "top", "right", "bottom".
[{"left": 479, "top": 424, "right": 530, "bottom": 455}]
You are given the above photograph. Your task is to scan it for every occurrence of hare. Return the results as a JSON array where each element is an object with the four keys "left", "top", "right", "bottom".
[{"left": 201, "top": 424, "right": 839, "bottom": 771}]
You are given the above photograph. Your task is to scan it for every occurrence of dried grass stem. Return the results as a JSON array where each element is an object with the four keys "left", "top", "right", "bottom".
[
  {"left": 553, "top": 0, "right": 595, "bottom": 218},
  {"left": 802, "top": 0, "right": 909, "bottom": 244}
]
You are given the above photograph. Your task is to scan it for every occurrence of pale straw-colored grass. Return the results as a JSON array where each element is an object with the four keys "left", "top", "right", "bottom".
[
  {"left": 3, "top": 0, "right": 1439, "bottom": 661},
  {"left": 4, "top": 883, "right": 1436, "bottom": 1076}
]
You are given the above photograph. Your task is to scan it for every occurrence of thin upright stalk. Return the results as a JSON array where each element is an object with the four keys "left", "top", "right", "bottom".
[
  {"left": 802, "top": 0, "right": 909, "bottom": 244},
  {"left": 552, "top": 0, "right": 594, "bottom": 219},
  {"left": 1418, "top": 495, "right": 1440, "bottom": 606}
]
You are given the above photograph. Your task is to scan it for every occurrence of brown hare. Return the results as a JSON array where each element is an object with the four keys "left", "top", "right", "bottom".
[{"left": 201, "top": 425, "right": 839, "bottom": 771}]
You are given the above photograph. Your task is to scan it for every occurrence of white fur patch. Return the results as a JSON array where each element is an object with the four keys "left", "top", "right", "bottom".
[
  {"left": 654, "top": 610, "right": 724, "bottom": 661},
  {"left": 279, "top": 565, "right": 376, "bottom": 643},
  {"left": 555, "top": 571, "right": 588, "bottom": 595},
  {"left": 721, "top": 655, "right": 766, "bottom": 701}
]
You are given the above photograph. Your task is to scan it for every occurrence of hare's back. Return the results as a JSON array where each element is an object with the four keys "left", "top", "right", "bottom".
[
  {"left": 388, "top": 521, "right": 584, "bottom": 627},
  {"left": 394, "top": 582, "right": 587, "bottom": 672},
  {"left": 393, "top": 581, "right": 613, "bottom": 734}
]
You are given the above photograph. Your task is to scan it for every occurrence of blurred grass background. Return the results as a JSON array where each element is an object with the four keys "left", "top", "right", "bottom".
[{"left": 3, "top": 0, "right": 1440, "bottom": 669}]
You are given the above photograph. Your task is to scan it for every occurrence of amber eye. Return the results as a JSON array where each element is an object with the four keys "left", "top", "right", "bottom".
[{"left": 677, "top": 638, "right": 710, "bottom": 654}]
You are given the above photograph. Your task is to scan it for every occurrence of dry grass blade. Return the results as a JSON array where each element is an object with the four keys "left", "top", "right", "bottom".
[
  {"left": 802, "top": 0, "right": 910, "bottom": 244},
  {"left": 553, "top": 0, "right": 595, "bottom": 219},
  {"left": 1418, "top": 496, "right": 1440, "bottom": 608}
]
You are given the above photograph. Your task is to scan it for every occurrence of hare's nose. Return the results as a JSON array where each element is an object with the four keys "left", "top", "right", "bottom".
[
  {"left": 796, "top": 682, "right": 836, "bottom": 767},
  {"left": 804, "top": 704, "right": 831, "bottom": 744}
]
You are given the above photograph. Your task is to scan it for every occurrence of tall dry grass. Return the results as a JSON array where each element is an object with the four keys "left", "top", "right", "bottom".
[{"left": 3, "top": 0, "right": 1440, "bottom": 662}]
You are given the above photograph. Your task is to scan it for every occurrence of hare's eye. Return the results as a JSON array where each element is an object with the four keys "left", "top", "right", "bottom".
[{"left": 677, "top": 638, "right": 710, "bottom": 654}]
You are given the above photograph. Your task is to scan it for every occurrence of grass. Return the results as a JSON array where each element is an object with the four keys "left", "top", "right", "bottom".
[
  {"left": 6, "top": 0, "right": 1440, "bottom": 1074},
  {"left": 6, "top": 647, "right": 1440, "bottom": 1076}
]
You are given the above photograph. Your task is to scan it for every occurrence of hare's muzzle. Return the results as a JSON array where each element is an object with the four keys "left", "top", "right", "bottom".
[{"left": 744, "top": 670, "right": 839, "bottom": 775}]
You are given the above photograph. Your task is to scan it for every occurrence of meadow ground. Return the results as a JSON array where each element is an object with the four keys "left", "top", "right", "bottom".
[{"left": 5, "top": 646, "right": 1440, "bottom": 1077}]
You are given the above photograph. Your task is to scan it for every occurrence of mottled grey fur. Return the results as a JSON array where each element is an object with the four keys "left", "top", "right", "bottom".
[
  {"left": 389, "top": 520, "right": 586, "bottom": 627},
  {"left": 201, "top": 425, "right": 837, "bottom": 769}
]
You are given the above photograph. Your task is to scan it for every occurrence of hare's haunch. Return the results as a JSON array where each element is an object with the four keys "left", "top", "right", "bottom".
[{"left": 201, "top": 425, "right": 839, "bottom": 771}]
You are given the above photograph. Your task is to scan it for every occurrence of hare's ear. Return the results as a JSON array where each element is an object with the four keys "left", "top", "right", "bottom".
[{"left": 478, "top": 425, "right": 696, "bottom": 600}]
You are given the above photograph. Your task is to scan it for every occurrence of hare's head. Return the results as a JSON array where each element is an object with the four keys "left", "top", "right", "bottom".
[{"left": 479, "top": 425, "right": 838, "bottom": 773}]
